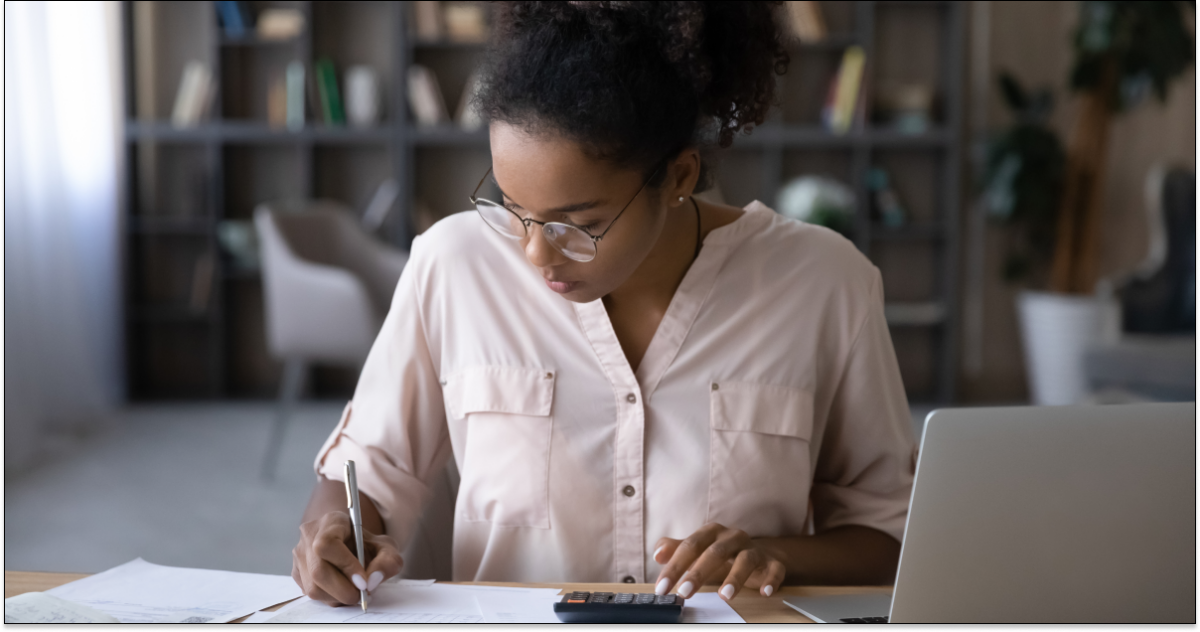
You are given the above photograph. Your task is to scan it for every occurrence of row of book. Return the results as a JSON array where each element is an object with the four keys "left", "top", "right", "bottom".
[
  {"left": 171, "top": 59, "right": 481, "bottom": 130},
  {"left": 216, "top": 1, "right": 305, "bottom": 41}
]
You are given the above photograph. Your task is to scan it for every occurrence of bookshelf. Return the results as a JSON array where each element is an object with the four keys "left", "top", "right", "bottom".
[{"left": 121, "top": 1, "right": 963, "bottom": 403}]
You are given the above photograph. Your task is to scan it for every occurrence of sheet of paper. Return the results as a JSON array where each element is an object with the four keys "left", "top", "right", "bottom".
[
  {"left": 681, "top": 592, "right": 746, "bottom": 624},
  {"left": 240, "top": 610, "right": 279, "bottom": 623},
  {"left": 473, "top": 591, "right": 563, "bottom": 623},
  {"left": 263, "top": 582, "right": 562, "bottom": 623},
  {"left": 265, "top": 584, "right": 481, "bottom": 623},
  {"left": 45, "top": 558, "right": 302, "bottom": 624},
  {"left": 4, "top": 592, "right": 121, "bottom": 623}
]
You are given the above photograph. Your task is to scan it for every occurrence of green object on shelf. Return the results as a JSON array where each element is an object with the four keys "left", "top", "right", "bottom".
[{"left": 315, "top": 57, "right": 345, "bottom": 126}]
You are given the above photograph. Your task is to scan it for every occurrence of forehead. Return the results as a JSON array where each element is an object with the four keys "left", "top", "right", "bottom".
[{"left": 488, "top": 123, "right": 632, "bottom": 206}]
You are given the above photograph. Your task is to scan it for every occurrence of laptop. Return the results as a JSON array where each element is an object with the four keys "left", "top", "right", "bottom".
[{"left": 785, "top": 402, "right": 1196, "bottom": 623}]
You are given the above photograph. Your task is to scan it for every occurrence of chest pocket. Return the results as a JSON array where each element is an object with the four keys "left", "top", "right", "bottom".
[
  {"left": 444, "top": 366, "right": 555, "bottom": 529},
  {"left": 707, "top": 381, "right": 814, "bottom": 537}
]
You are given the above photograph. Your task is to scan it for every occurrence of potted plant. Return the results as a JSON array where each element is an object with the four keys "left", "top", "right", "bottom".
[{"left": 985, "top": 1, "right": 1194, "bottom": 405}]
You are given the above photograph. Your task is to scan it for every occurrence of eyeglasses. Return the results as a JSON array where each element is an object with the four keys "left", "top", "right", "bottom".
[{"left": 469, "top": 164, "right": 660, "bottom": 263}]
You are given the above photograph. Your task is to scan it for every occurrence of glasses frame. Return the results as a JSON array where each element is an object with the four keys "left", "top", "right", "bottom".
[{"left": 468, "top": 163, "right": 661, "bottom": 262}]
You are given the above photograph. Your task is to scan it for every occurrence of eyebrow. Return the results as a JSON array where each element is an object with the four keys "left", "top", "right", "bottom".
[{"left": 492, "top": 179, "right": 606, "bottom": 214}]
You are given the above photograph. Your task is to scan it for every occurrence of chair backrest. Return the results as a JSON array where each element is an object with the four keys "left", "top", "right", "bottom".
[
  {"left": 254, "top": 200, "right": 408, "bottom": 364},
  {"left": 1122, "top": 167, "right": 1196, "bottom": 333}
]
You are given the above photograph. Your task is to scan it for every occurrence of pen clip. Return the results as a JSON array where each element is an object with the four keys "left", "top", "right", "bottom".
[{"left": 344, "top": 461, "right": 355, "bottom": 510}]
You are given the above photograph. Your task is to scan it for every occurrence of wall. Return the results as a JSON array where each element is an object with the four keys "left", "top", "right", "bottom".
[{"left": 958, "top": 0, "right": 1196, "bottom": 403}]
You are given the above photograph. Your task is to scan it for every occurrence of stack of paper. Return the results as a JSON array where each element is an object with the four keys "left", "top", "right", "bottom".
[{"left": 43, "top": 558, "right": 302, "bottom": 624}]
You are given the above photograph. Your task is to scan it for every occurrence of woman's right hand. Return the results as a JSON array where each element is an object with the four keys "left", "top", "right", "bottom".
[{"left": 292, "top": 511, "right": 405, "bottom": 607}]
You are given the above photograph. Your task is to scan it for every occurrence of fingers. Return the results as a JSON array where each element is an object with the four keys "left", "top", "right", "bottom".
[
  {"left": 718, "top": 548, "right": 766, "bottom": 602},
  {"left": 676, "top": 527, "right": 752, "bottom": 599},
  {"left": 293, "top": 545, "right": 343, "bottom": 607},
  {"left": 652, "top": 538, "right": 680, "bottom": 565},
  {"left": 755, "top": 558, "right": 787, "bottom": 598},
  {"left": 308, "top": 513, "right": 368, "bottom": 605},
  {"left": 363, "top": 534, "right": 404, "bottom": 592},
  {"left": 654, "top": 523, "right": 734, "bottom": 598}
]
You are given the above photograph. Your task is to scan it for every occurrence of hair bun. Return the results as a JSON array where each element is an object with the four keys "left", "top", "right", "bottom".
[{"left": 480, "top": 2, "right": 790, "bottom": 189}]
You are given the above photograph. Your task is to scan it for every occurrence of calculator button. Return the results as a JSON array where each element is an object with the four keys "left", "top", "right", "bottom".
[
  {"left": 654, "top": 594, "right": 677, "bottom": 605},
  {"left": 635, "top": 594, "right": 656, "bottom": 604}
]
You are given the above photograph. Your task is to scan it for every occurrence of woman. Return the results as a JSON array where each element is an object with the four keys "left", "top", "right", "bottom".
[{"left": 292, "top": 1, "right": 916, "bottom": 606}]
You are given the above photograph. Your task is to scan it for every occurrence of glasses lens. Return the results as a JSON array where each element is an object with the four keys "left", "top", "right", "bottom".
[
  {"left": 543, "top": 223, "right": 597, "bottom": 262},
  {"left": 475, "top": 199, "right": 525, "bottom": 239}
]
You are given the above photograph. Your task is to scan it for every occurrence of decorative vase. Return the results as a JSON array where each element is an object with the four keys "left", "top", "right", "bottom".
[{"left": 1017, "top": 290, "right": 1121, "bottom": 405}]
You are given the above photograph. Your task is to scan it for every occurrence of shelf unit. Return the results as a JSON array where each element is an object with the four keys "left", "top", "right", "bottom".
[{"left": 121, "top": 1, "right": 963, "bottom": 403}]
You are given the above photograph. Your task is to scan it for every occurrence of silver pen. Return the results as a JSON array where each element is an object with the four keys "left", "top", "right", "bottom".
[{"left": 344, "top": 460, "right": 369, "bottom": 612}]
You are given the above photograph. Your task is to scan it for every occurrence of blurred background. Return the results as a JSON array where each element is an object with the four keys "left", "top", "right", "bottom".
[{"left": 4, "top": 1, "right": 1195, "bottom": 577}]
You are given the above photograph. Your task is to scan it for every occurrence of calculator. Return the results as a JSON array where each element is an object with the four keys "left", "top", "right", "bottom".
[{"left": 552, "top": 591, "right": 684, "bottom": 623}]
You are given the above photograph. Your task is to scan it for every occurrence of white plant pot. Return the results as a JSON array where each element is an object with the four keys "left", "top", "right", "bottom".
[{"left": 1017, "top": 290, "right": 1121, "bottom": 406}]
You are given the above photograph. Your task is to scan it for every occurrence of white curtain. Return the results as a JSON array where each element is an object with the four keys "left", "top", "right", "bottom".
[{"left": 4, "top": 1, "right": 124, "bottom": 473}]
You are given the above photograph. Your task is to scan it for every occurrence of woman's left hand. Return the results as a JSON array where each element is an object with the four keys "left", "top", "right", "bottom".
[{"left": 652, "top": 522, "right": 786, "bottom": 602}]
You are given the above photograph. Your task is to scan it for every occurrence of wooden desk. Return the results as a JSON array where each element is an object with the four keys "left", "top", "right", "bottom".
[{"left": 4, "top": 571, "right": 891, "bottom": 623}]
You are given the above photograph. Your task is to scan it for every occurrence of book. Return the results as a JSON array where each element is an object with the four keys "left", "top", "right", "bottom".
[
  {"left": 407, "top": 64, "right": 449, "bottom": 126},
  {"left": 315, "top": 58, "right": 345, "bottom": 126},
  {"left": 257, "top": 8, "right": 304, "bottom": 41},
  {"left": 786, "top": 1, "right": 827, "bottom": 43},
  {"left": 823, "top": 46, "right": 865, "bottom": 134},
  {"left": 444, "top": 2, "right": 488, "bottom": 43},
  {"left": 413, "top": 1, "right": 445, "bottom": 41},
  {"left": 215, "top": 1, "right": 246, "bottom": 38},
  {"left": 189, "top": 252, "right": 215, "bottom": 312},
  {"left": 456, "top": 68, "right": 484, "bottom": 131},
  {"left": 286, "top": 61, "right": 306, "bottom": 130},
  {"left": 170, "top": 61, "right": 213, "bottom": 127},
  {"left": 267, "top": 75, "right": 287, "bottom": 129}
]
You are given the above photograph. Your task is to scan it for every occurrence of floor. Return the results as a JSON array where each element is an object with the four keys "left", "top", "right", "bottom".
[
  {"left": 4, "top": 402, "right": 344, "bottom": 576},
  {"left": 5, "top": 403, "right": 933, "bottom": 577}
]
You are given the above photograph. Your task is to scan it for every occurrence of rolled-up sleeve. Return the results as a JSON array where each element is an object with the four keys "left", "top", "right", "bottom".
[
  {"left": 810, "top": 270, "right": 917, "bottom": 544},
  {"left": 314, "top": 235, "right": 452, "bottom": 549}
]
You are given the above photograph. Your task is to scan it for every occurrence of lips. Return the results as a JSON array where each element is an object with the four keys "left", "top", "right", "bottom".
[{"left": 544, "top": 278, "right": 579, "bottom": 294}]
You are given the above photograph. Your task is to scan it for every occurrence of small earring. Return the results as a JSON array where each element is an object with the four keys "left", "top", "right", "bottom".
[{"left": 678, "top": 196, "right": 685, "bottom": 202}]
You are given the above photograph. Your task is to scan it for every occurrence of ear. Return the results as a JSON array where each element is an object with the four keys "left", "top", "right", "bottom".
[{"left": 666, "top": 148, "right": 702, "bottom": 206}]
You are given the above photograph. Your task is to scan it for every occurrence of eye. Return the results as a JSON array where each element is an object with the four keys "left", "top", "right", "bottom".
[{"left": 573, "top": 221, "right": 602, "bottom": 233}]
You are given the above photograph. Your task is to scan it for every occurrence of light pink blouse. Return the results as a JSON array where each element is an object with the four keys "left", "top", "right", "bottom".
[{"left": 315, "top": 200, "right": 917, "bottom": 584}]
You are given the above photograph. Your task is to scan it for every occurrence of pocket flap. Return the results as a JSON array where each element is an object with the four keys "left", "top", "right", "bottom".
[
  {"left": 710, "top": 381, "right": 813, "bottom": 439},
  {"left": 444, "top": 366, "right": 555, "bottom": 418}
]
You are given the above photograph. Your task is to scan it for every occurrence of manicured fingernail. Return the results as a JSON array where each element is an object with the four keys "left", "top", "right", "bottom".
[
  {"left": 763, "top": 585, "right": 774, "bottom": 597},
  {"left": 720, "top": 584, "right": 735, "bottom": 600},
  {"left": 351, "top": 574, "right": 366, "bottom": 590},
  {"left": 678, "top": 581, "right": 694, "bottom": 598},
  {"left": 653, "top": 545, "right": 665, "bottom": 562},
  {"left": 366, "top": 571, "right": 384, "bottom": 592},
  {"left": 655, "top": 578, "right": 670, "bottom": 595}
]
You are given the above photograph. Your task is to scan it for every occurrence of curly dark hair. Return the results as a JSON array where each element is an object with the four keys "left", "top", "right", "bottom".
[{"left": 474, "top": 1, "right": 790, "bottom": 192}]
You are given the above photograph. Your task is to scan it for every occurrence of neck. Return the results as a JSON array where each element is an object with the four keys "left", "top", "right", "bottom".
[{"left": 604, "top": 199, "right": 698, "bottom": 310}]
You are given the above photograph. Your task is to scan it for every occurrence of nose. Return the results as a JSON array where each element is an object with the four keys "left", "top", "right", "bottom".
[{"left": 523, "top": 225, "right": 563, "bottom": 268}]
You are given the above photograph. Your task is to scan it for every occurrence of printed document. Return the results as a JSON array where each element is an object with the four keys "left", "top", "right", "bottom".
[{"left": 44, "top": 558, "right": 302, "bottom": 623}]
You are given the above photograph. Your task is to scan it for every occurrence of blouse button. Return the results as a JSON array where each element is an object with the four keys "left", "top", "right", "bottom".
[
  {"left": 626, "top": 393, "right": 637, "bottom": 404},
  {"left": 440, "top": 379, "right": 447, "bottom": 386},
  {"left": 545, "top": 372, "right": 553, "bottom": 379},
  {"left": 622, "top": 576, "right": 636, "bottom": 584},
  {"left": 622, "top": 485, "right": 636, "bottom": 497},
  {"left": 711, "top": 383, "right": 719, "bottom": 391}
]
